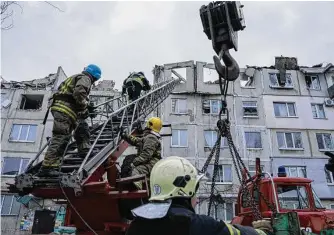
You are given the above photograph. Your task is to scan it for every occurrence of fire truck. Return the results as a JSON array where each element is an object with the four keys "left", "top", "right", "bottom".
[
  {"left": 6, "top": 1, "right": 334, "bottom": 235},
  {"left": 231, "top": 158, "right": 334, "bottom": 234}
]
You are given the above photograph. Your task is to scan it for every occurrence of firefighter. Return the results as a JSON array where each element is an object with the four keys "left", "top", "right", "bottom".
[
  {"left": 121, "top": 117, "right": 162, "bottom": 189},
  {"left": 122, "top": 71, "right": 151, "bottom": 102},
  {"left": 38, "top": 64, "right": 102, "bottom": 177},
  {"left": 126, "top": 156, "right": 273, "bottom": 235}
]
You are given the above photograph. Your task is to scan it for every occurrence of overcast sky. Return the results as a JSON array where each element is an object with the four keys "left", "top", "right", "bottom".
[{"left": 1, "top": 1, "right": 334, "bottom": 90}]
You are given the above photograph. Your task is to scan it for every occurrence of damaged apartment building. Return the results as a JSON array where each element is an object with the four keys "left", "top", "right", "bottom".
[
  {"left": 1, "top": 57, "right": 334, "bottom": 232},
  {"left": 154, "top": 57, "right": 334, "bottom": 221},
  {"left": 0, "top": 67, "right": 118, "bottom": 235}
]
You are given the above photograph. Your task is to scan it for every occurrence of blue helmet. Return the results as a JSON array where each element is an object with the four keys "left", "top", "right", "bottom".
[{"left": 84, "top": 64, "right": 101, "bottom": 80}]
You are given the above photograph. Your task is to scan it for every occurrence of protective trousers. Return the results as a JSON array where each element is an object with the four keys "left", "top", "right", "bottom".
[
  {"left": 126, "top": 81, "right": 142, "bottom": 102},
  {"left": 42, "top": 110, "right": 91, "bottom": 169}
]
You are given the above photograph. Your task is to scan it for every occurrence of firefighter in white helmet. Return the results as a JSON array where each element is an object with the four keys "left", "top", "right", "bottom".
[{"left": 126, "top": 156, "right": 273, "bottom": 235}]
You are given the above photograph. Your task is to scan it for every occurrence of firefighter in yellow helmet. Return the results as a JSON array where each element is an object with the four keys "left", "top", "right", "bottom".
[
  {"left": 126, "top": 156, "right": 273, "bottom": 235},
  {"left": 121, "top": 117, "right": 162, "bottom": 188}
]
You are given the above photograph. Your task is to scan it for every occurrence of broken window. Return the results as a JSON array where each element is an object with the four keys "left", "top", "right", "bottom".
[
  {"left": 171, "top": 98, "right": 187, "bottom": 114},
  {"left": 240, "top": 68, "right": 255, "bottom": 87},
  {"left": 242, "top": 101, "right": 258, "bottom": 117},
  {"left": 269, "top": 73, "right": 293, "bottom": 88},
  {"left": 203, "top": 99, "right": 222, "bottom": 114},
  {"left": 277, "top": 132, "right": 303, "bottom": 149},
  {"left": 273, "top": 102, "right": 297, "bottom": 117},
  {"left": 245, "top": 132, "right": 262, "bottom": 149},
  {"left": 19, "top": 94, "right": 44, "bottom": 110},
  {"left": 0, "top": 93, "right": 11, "bottom": 109},
  {"left": 305, "top": 75, "right": 321, "bottom": 90},
  {"left": 311, "top": 104, "right": 326, "bottom": 119},
  {"left": 240, "top": 74, "right": 254, "bottom": 87},
  {"left": 171, "top": 68, "right": 187, "bottom": 82},
  {"left": 316, "top": 133, "right": 334, "bottom": 150},
  {"left": 9, "top": 124, "right": 37, "bottom": 142},
  {"left": 203, "top": 67, "right": 218, "bottom": 83}
]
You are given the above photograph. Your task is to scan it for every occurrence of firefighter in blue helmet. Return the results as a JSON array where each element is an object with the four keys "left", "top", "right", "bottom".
[
  {"left": 122, "top": 71, "right": 151, "bottom": 102},
  {"left": 126, "top": 156, "right": 273, "bottom": 235},
  {"left": 38, "top": 64, "right": 102, "bottom": 176}
]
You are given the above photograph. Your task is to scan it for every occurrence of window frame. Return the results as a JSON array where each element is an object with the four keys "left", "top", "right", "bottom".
[
  {"left": 1, "top": 157, "right": 30, "bottom": 177},
  {"left": 248, "top": 165, "right": 264, "bottom": 177},
  {"left": 204, "top": 130, "right": 228, "bottom": 148},
  {"left": 311, "top": 103, "right": 326, "bottom": 119},
  {"left": 9, "top": 124, "right": 37, "bottom": 143},
  {"left": 324, "top": 168, "right": 334, "bottom": 185},
  {"left": 273, "top": 102, "right": 297, "bottom": 118},
  {"left": 285, "top": 166, "right": 307, "bottom": 178},
  {"left": 19, "top": 94, "right": 44, "bottom": 110},
  {"left": 316, "top": 133, "right": 334, "bottom": 151},
  {"left": 202, "top": 99, "right": 222, "bottom": 115},
  {"left": 171, "top": 98, "right": 187, "bottom": 114},
  {"left": 269, "top": 73, "right": 293, "bottom": 89},
  {"left": 276, "top": 132, "right": 303, "bottom": 150},
  {"left": 244, "top": 131, "right": 262, "bottom": 149},
  {"left": 242, "top": 101, "right": 258, "bottom": 118},
  {"left": 208, "top": 202, "right": 235, "bottom": 222},
  {"left": 306, "top": 75, "right": 321, "bottom": 90},
  {"left": 206, "top": 164, "right": 233, "bottom": 184},
  {"left": 1, "top": 194, "right": 21, "bottom": 216},
  {"left": 171, "top": 129, "right": 188, "bottom": 147}
]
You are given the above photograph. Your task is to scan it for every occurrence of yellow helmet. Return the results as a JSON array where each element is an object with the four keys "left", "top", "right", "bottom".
[
  {"left": 146, "top": 117, "right": 162, "bottom": 133},
  {"left": 149, "top": 156, "right": 204, "bottom": 201}
]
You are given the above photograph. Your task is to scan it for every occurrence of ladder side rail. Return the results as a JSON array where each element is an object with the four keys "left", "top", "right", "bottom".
[{"left": 80, "top": 79, "right": 180, "bottom": 180}]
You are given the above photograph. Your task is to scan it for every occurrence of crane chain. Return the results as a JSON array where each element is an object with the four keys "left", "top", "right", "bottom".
[{"left": 218, "top": 118, "right": 262, "bottom": 221}]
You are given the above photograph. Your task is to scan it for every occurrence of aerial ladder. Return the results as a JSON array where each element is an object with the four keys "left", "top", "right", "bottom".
[{"left": 7, "top": 66, "right": 182, "bottom": 234}]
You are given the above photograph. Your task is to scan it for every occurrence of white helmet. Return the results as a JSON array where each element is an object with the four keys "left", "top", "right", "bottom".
[{"left": 149, "top": 156, "right": 204, "bottom": 201}]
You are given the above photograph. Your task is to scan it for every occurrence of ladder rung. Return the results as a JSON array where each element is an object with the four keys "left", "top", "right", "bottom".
[{"left": 61, "top": 165, "right": 80, "bottom": 169}]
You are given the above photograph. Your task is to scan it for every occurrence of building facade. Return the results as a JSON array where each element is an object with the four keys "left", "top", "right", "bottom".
[
  {"left": 0, "top": 68, "right": 118, "bottom": 235},
  {"left": 155, "top": 59, "right": 334, "bottom": 220}
]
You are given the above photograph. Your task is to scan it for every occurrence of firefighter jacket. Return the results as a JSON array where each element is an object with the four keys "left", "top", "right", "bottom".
[
  {"left": 50, "top": 72, "right": 94, "bottom": 121},
  {"left": 126, "top": 203, "right": 272, "bottom": 235},
  {"left": 122, "top": 73, "right": 151, "bottom": 93},
  {"left": 123, "top": 130, "right": 161, "bottom": 168}
]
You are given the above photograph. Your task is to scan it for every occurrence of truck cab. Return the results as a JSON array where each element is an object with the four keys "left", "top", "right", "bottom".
[{"left": 231, "top": 161, "right": 334, "bottom": 234}]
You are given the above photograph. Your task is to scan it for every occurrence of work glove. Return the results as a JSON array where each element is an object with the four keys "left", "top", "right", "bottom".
[
  {"left": 252, "top": 220, "right": 273, "bottom": 233},
  {"left": 87, "top": 103, "right": 97, "bottom": 119},
  {"left": 117, "top": 126, "right": 127, "bottom": 139},
  {"left": 77, "top": 109, "right": 89, "bottom": 119}
]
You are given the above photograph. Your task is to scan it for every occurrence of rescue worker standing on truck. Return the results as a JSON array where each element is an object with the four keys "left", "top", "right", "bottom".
[
  {"left": 126, "top": 156, "right": 273, "bottom": 235},
  {"left": 38, "top": 64, "right": 102, "bottom": 177},
  {"left": 121, "top": 117, "right": 162, "bottom": 189},
  {"left": 122, "top": 71, "right": 151, "bottom": 102}
]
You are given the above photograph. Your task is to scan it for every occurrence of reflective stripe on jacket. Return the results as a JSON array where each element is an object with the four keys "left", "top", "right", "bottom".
[{"left": 125, "top": 76, "right": 144, "bottom": 87}]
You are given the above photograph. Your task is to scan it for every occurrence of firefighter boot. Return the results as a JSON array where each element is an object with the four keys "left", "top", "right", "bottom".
[
  {"left": 37, "top": 157, "right": 61, "bottom": 177},
  {"left": 78, "top": 141, "right": 91, "bottom": 158}
]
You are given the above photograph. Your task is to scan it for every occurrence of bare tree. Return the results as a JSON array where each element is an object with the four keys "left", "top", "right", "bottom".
[
  {"left": 1, "top": 1, "right": 63, "bottom": 31},
  {"left": 1, "top": 1, "right": 22, "bottom": 30}
]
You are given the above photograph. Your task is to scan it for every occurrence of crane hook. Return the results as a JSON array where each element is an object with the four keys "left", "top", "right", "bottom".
[{"left": 213, "top": 47, "right": 240, "bottom": 82}]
